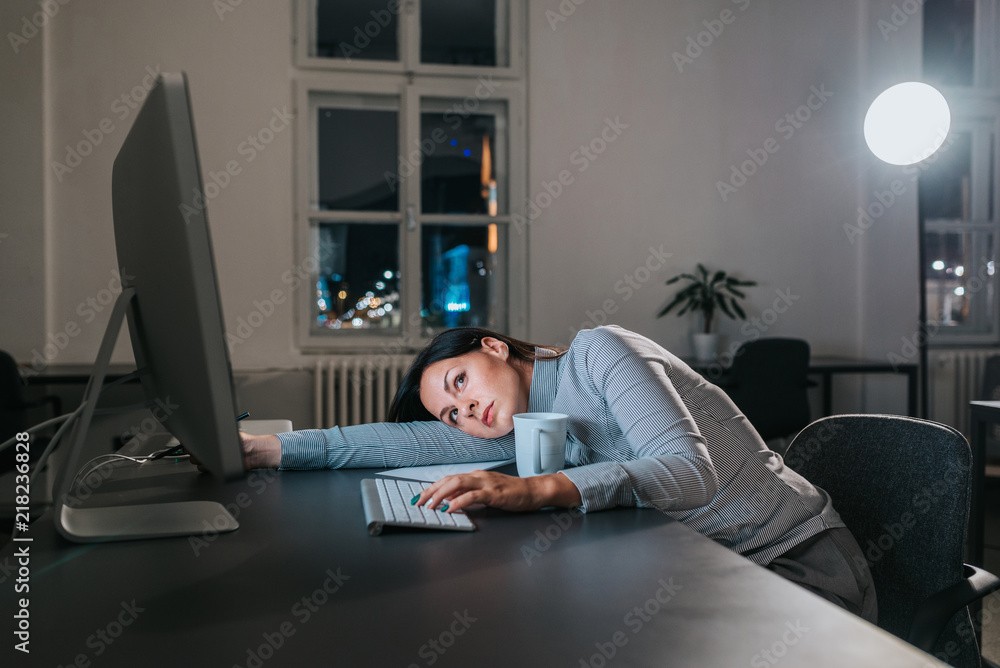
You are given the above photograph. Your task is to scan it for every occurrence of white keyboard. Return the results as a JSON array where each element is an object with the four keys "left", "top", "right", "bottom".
[{"left": 361, "top": 478, "right": 476, "bottom": 536}]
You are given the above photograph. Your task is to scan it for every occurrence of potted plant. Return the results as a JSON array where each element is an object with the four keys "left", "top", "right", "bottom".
[{"left": 657, "top": 264, "right": 757, "bottom": 361}]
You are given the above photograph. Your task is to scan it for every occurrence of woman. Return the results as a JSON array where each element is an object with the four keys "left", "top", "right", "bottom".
[{"left": 241, "top": 324, "right": 876, "bottom": 623}]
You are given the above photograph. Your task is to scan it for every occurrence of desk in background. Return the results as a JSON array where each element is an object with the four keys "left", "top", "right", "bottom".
[
  {"left": 968, "top": 400, "right": 999, "bottom": 568},
  {"left": 0, "top": 463, "right": 947, "bottom": 667},
  {"left": 685, "top": 355, "right": 919, "bottom": 418},
  {"left": 20, "top": 363, "right": 138, "bottom": 385}
]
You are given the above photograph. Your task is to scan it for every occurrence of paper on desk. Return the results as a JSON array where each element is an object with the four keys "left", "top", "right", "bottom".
[{"left": 376, "top": 458, "right": 515, "bottom": 483}]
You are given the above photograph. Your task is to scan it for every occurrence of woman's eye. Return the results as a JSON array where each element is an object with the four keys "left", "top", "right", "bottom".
[
  {"left": 456, "top": 373, "right": 466, "bottom": 388},
  {"left": 449, "top": 408, "right": 458, "bottom": 423}
]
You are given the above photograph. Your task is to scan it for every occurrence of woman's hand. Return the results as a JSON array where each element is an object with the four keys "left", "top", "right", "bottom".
[
  {"left": 414, "top": 470, "right": 582, "bottom": 513},
  {"left": 240, "top": 432, "right": 281, "bottom": 470}
]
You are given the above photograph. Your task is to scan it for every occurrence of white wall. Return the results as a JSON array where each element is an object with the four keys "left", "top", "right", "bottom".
[
  {"left": 0, "top": 0, "right": 46, "bottom": 358},
  {"left": 1, "top": 0, "right": 923, "bottom": 414},
  {"left": 525, "top": 0, "right": 920, "bottom": 414}
]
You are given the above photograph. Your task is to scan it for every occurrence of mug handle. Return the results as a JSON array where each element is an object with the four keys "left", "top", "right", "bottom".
[{"left": 532, "top": 427, "right": 542, "bottom": 475}]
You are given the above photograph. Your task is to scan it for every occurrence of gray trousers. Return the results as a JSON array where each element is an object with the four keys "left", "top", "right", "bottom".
[{"left": 765, "top": 527, "right": 879, "bottom": 625}]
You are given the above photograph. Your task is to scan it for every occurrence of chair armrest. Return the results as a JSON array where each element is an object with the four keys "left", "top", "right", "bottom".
[{"left": 907, "top": 564, "right": 1000, "bottom": 652}]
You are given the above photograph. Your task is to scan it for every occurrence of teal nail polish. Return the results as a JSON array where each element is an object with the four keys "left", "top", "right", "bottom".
[
  {"left": 439, "top": 504, "right": 449, "bottom": 512},
  {"left": 410, "top": 494, "right": 420, "bottom": 505}
]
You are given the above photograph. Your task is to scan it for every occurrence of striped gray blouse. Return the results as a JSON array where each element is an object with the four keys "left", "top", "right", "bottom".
[{"left": 277, "top": 325, "right": 843, "bottom": 566}]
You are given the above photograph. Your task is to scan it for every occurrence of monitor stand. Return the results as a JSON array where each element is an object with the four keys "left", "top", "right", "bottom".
[{"left": 53, "top": 287, "right": 239, "bottom": 543}]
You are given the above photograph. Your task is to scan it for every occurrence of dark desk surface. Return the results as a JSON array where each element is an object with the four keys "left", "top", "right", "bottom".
[{"left": 1, "top": 463, "right": 944, "bottom": 667}]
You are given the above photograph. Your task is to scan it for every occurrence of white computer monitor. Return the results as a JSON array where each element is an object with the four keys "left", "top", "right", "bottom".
[{"left": 53, "top": 72, "right": 246, "bottom": 542}]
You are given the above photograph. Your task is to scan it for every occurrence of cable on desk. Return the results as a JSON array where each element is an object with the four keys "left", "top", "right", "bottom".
[{"left": 7, "top": 368, "right": 145, "bottom": 539}]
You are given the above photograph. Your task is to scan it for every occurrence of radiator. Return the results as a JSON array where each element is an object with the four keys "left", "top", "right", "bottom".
[
  {"left": 314, "top": 354, "right": 416, "bottom": 428},
  {"left": 928, "top": 348, "right": 999, "bottom": 437}
]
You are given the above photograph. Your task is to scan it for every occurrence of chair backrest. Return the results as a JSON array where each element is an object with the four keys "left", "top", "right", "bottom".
[
  {"left": 785, "top": 414, "right": 978, "bottom": 667},
  {"left": 724, "top": 338, "right": 810, "bottom": 441}
]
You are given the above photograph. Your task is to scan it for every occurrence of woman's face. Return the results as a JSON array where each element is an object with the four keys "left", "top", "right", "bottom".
[{"left": 419, "top": 337, "right": 531, "bottom": 438}]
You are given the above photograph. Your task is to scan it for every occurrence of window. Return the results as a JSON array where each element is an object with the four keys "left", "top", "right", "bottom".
[
  {"left": 921, "top": 0, "right": 1000, "bottom": 344},
  {"left": 293, "top": 2, "right": 526, "bottom": 350},
  {"left": 296, "top": 0, "right": 520, "bottom": 76}
]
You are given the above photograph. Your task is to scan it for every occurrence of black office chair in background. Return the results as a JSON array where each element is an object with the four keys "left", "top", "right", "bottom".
[
  {"left": 720, "top": 338, "right": 812, "bottom": 450},
  {"left": 785, "top": 414, "right": 1000, "bottom": 668}
]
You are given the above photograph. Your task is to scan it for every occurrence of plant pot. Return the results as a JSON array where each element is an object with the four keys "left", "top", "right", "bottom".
[{"left": 692, "top": 333, "right": 719, "bottom": 362}]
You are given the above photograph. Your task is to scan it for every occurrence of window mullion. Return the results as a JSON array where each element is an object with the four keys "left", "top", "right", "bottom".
[
  {"left": 402, "top": 82, "right": 423, "bottom": 346},
  {"left": 401, "top": 0, "right": 420, "bottom": 71}
]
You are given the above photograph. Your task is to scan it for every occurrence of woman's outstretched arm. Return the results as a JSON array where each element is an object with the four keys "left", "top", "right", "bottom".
[{"left": 241, "top": 420, "right": 515, "bottom": 470}]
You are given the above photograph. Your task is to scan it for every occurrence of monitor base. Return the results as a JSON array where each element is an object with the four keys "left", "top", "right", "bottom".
[{"left": 59, "top": 502, "right": 238, "bottom": 543}]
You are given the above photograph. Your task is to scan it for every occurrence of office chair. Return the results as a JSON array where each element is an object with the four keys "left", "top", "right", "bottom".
[
  {"left": 0, "top": 350, "right": 60, "bottom": 472},
  {"left": 720, "top": 338, "right": 811, "bottom": 448},
  {"left": 785, "top": 414, "right": 1000, "bottom": 668}
]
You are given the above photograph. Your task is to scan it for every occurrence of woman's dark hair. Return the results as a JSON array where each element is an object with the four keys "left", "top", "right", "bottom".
[{"left": 387, "top": 327, "right": 565, "bottom": 423}]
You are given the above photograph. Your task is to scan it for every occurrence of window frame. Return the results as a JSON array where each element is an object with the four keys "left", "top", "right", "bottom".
[
  {"left": 293, "top": 0, "right": 525, "bottom": 80},
  {"left": 293, "top": 74, "right": 527, "bottom": 352},
  {"left": 922, "top": 0, "right": 1000, "bottom": 345}
]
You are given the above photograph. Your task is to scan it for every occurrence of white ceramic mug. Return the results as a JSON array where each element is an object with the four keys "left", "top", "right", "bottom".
[{"left": 512, "top": 412, "right": 568, "bottom": 477}]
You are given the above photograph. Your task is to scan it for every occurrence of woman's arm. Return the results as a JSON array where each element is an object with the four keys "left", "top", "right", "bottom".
[
  {"left": 242, "top": 420, "right": 515, "bottom": 470},
  {"left": 559, "top": 326, "right": 720, "bottom": 513}
]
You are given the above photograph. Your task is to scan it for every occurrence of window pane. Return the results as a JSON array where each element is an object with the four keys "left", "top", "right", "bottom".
[
  {"left": 422, "top": 224, "right": 506, "bottom": 331},
  {"left": 421, "top": 108, "right": 502, "bottom": 214},
  {"left": 919, "top": 131, "right": 972, "bottom": 221},
  {"left": 421, "top": 0, "right": 508, "bottom": 67},
  {"left": 315, "top": 0, "right": 398, "bottom": 61},
  {"left": 318, "top": 107, "right": 398, "bottom": 211},
  {"left": 923, "top": 0, "right": 975, "bottom": 87},
  {"left": 924, "top": 230, "right": 995, "bottom": 331},
  {"left": 316, "top": 222, "right": 400, "bottom": 331}
]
